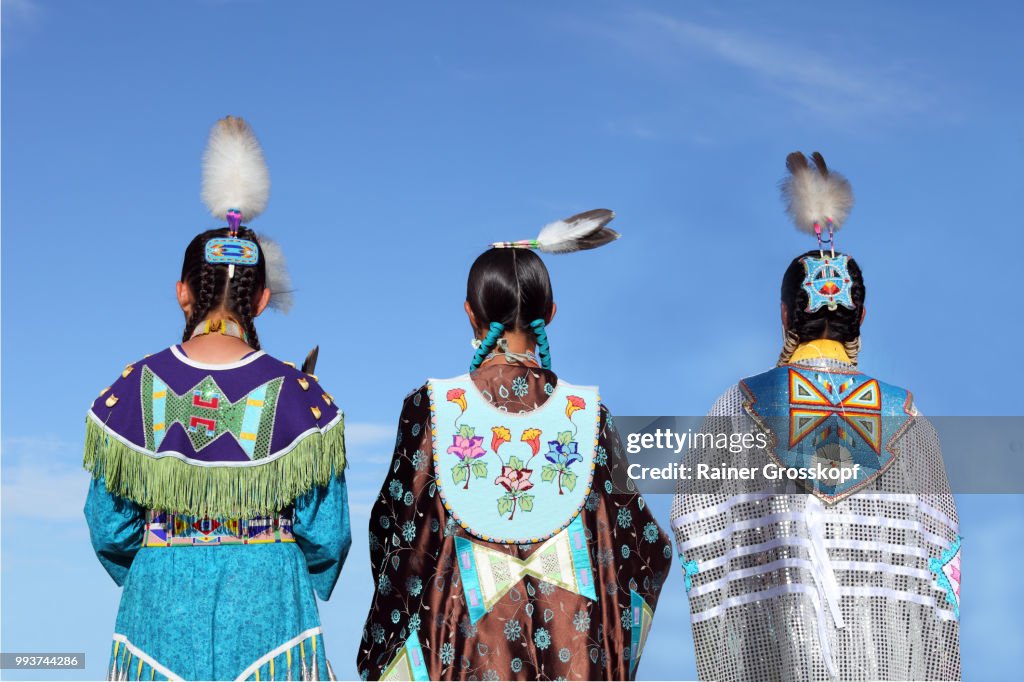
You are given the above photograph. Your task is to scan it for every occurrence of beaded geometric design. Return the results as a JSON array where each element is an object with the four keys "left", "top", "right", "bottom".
[
  {"left": 204, "top": 237, "right": 259, "bottom": 265},
  {"left": 742, "top": 365, "right": 913, "bottom": 503},
  {"left": 629, "top": 589, "right": 654, "bottom": 675},
  {"left": 140, "top": 366, "right": 282, "bottom": 460},
  {"left": 143, "top": 510, "right": 295, "bottom": 546},
  {"left": 930, "top": 536, "right": 962, "bottom": 619},
  {"left": 454, "top": 515, "right": 597, "bottom": 624},
  {"left": 801, "top": 254, "right": 855, "bottom": 312},
  {"left": 380, "top": 632, "right": 429, "bottom": 682},
  {"left": 678, "top": 554, "right": 699, "bottom": 593}
]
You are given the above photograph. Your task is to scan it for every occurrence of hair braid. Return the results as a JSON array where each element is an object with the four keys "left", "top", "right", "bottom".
[
  {"left": 466, "top": 248, "right": 555, "bottom": 369},
  {"left": 182, "top": 260, "right": 220, "bottom": 342},
  {"left": 529, "top": 319, "right": 552, "bottom": 369},
  {"left": 470, "top": 322, "right": 505, "bottom": 371},
  {"left": 778, "top": 250, "right": 865, "bottom": 366},
  {"left": 229, "top": 264, "right": 262, "bottom": 350},
  {"left": 180, "top": 227, "right": 268, "bottom": 348},
  {"left": 776, "top": 328, "right": 801, "bottom": 366}
]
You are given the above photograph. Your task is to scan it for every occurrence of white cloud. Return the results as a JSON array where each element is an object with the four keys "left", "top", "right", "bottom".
[
  {"left": 344, "top": 422, "right": 395, "bottom": 447},
  {"left": 1, "top": 0, "right": 43, "bottom": 33},
  {"left": 575, "top": 10, "right": 937, "bottom": 129},
  {"left": 2, "top": 436, "right": 85, "bottom": 521},
  {"left": 1, "top": 0, "right": 40, "bottom": 19},
  {"left": 642, "top": 13, "right": 929, "bottom": 118}
]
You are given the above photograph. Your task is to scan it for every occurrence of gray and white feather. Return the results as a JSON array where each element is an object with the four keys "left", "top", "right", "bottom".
[
  {"left": 255, "top": 234, "right": 293, "bottom": 313},
  {"left": 535, "top": 208, "right": 620, "bottom": 253},
  {"left": 780, "top": 152, "right": 854, "bottom": 234},
  {"left": 201, "top": 116, "right": 271, "bottom": 222}
]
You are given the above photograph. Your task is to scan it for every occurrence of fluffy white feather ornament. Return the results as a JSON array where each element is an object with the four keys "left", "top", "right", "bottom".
[
  {"left": 254, "top": 234, "right": 293, "bottom": 313},
  {"left": 780, "top": 152, "right": 854, "bottom": 235},
  {"left": 491, "top": 209, "right": 620, "bottom": 253},
  {"left": 201, "top": 116, "right": 270, "bottom": 222}
]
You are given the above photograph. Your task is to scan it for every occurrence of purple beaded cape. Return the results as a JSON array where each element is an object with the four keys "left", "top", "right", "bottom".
[{"left": 84, "top": 346, "right": 345, "bottom": 519}]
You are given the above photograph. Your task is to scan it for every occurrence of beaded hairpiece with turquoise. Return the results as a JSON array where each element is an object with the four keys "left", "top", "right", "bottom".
[
  {"left": 470, "top": 209, "right": 620, "bottom": 371},
  {"left": 199, "top": 116, "right": 293, "bottom": 312},
  {"left": 204, "top": 210, "right": 259, "bottom": 272},
  {"left": 781, "top": 152, "right": 856, "bottom": 312}
]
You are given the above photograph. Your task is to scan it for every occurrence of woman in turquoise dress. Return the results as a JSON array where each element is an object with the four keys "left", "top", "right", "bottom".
[{"left": 83, "top": 117, "right": 350, "bottom": 681}]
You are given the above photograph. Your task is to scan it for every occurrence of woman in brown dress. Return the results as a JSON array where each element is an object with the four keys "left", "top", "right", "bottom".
[{"left": 356, "top": 210, "right": 672, "bottom": 681}]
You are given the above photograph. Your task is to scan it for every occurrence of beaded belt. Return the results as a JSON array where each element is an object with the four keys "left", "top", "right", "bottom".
[{"left": 142, "top": 510, "right": 295, "bottom": 547}]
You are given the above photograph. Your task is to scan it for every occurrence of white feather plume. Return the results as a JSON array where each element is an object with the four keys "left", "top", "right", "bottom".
[
  {"left": 781, "top": 152, "right": 854, "bottom": 234},
  {"left": 534, "top": 209, "right": 619, "bottom": 253},
  {"left": 256, "top": 234, "right": 293, "bottom": 313},
  {"left": 201, "top": 116, "right": 270, "bottom": 222}
]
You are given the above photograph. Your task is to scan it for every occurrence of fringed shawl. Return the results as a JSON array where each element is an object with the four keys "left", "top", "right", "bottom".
[{"left": 84, "top": 346, "right": 344, "bottom": 518}]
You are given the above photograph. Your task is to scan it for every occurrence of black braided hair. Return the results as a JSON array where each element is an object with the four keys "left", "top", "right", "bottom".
[
  {"left": 467, "top": 248, "right": 554, "bottom": 339},
  {"left": 780, "top": 249, "right": 866, "bottom": 360},
  {"left": 180, "top": 227, "right": 268, "bottom": 349}
]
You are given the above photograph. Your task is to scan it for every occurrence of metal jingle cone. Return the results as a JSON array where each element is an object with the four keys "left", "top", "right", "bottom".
[
  {"left": 310, "top": 655, "right": 319, "bottom": 682},
  {"left": 326, "top": 660, "right": 337, "bottom": 682}
]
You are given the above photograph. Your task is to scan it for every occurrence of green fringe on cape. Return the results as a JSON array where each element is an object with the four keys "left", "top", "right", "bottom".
[{"left": 83, "top": 416, "right": 346, "bottom": 519}]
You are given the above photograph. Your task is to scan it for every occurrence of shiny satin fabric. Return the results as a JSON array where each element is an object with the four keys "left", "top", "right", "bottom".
[{"left": 357, "top": 364, "right": 673, "bottom": 681}]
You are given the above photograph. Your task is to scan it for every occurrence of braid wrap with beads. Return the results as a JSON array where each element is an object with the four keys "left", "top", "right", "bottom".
[
  {"left": 469, "top": 322, "right": 505, "bottom": 371},
  {"left": 529, "top": 319, "right": 552, "bottom": 369}
]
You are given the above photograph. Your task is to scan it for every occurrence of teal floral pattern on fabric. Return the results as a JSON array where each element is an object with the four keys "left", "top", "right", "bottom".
[
  {"left": 86, "top": 475, "right": 349, "bottom": 680},
  {"left": 108, "top": 530, "right": 328, "bottom": 679}
]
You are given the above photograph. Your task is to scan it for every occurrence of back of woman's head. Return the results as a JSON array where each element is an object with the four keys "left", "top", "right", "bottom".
[
  {"left": 466, "top": 248, "right": 554, "bottom": 332},
  {"left": 780, "top": 250, "right": 866, "bottom": 345},
  {"left": 180, "top": 226, "right": 268, "bottom": 348}
]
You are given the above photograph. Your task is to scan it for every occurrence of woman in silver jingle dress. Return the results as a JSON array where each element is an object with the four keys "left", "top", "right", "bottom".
[{"left": 671, "top": 153, "right": 960, "bottom": 681}]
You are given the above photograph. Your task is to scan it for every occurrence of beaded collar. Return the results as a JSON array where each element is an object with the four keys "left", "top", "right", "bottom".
[{"left": 189, "top": 319, "right": 248, "bottom": 344}]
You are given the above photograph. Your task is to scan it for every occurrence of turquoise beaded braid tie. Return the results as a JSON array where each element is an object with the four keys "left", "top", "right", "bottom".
[
  {"left": 470, "top": 322, "right": 506, "bottom": 371},
  {"left": 529, "top": 319, "right": 552, "bottom": 370}
]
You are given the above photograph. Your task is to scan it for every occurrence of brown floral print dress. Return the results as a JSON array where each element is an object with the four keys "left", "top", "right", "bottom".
[{"left": 356, "top": 364, "right": 672, "bottom": 681}]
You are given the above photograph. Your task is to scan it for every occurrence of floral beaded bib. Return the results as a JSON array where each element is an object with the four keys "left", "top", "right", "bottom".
[{"left": 428, "top": 375, "right": 600, "bottom": 544}]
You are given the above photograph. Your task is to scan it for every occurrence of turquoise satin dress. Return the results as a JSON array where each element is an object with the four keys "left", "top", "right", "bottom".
[{"left": 84, "top": 474, "right": 350, "bottom": 680}]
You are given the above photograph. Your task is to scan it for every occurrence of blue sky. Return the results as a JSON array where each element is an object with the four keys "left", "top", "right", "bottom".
[{"left": 2, "top": 1, "right": 1022, "bottom": 680}]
